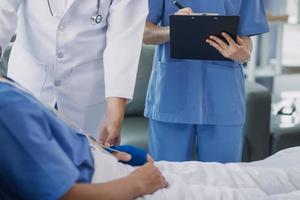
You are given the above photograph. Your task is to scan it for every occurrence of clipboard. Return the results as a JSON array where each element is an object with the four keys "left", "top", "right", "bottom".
[{"left": 170, "top": 15, "right": 240, "bottom": 61}]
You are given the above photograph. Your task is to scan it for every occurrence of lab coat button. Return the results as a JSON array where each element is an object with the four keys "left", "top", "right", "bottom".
[
  {"left": 59, "top": 25, "right": 65, "bottom": 31},
  {"left": 57, "top": 52, "right": 64, "bottom": 59},
  {"left": 54, "top": 81, "right": 61, "bottom": 87}
]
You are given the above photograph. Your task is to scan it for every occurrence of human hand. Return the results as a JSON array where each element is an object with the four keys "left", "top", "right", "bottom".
[
  {"left": 112, "top": 150, "right": 153, "bottom": 164},
  {"left": 175, "top": 7, "right": 193, "bottom": 15},
  {"left": 108, "top": 145, "right": 154, "bottom": 166},
  {"left": 99, "top": 98, "right": 126, "bottom": 146},
  {"left": 99, "top": 119, "right": 122, "bottom": 146},
  {"left": 206, "top": 32, "right": 252, "bottom": 63},
  {"left": 130, "top": 162, "right": 168, "bottom": 196},
  {"left": 112, "top": 151, "right": 132, "bottom": 162}
]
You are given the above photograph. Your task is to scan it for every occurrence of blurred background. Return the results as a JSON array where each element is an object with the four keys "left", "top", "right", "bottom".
[{"left": 249, "top": 0, "right": 300, "bottom": 92}]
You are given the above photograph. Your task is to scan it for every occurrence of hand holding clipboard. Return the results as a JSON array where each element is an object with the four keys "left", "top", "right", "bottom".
[{"left": 171, "top": 0, "right": 251, "bottom": 62}]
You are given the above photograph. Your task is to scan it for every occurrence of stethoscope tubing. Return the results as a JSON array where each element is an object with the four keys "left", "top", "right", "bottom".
[
  {"left": 47, "top": 0, "right": 54, "bottom": 16},
  {"left": 47, "top": 0, "right": 102, "bottom": 24}
]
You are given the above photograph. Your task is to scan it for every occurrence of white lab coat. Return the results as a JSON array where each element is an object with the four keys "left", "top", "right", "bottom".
[{"left": 0, "top": 0, "right": 148, "bottom": 137}]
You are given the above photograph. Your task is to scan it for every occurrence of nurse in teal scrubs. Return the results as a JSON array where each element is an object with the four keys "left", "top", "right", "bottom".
[{"left": 143, "top": 0, "right": 269, "bottom": 162}]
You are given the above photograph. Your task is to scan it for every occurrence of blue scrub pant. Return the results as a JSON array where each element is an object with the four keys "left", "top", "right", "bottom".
[{"left": 148, "top": 119, "right": 244, "bottom": 163}]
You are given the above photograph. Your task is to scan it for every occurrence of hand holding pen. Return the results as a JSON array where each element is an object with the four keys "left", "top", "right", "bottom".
[{"left": 173, "top": 0, "right": 193, "bottom": 15}]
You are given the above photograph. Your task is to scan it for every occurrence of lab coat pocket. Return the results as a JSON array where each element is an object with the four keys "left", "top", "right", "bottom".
[
  {"left": 67, "top": 59, "right": 106, "bottom": 108},
  {"left": 7, "top": 46, "right": 47, "bottom": 98},
  {"left": 204, "top": 62, "right": 241, "bottom": 116},
  {"left": 157, "top": 61, "right": 188, "bottom": 113}
]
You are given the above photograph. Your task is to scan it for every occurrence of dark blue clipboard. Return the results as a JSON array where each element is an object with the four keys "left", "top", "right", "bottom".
[{"left": 170, "top": 15, "right": 240, "bottom": 61}]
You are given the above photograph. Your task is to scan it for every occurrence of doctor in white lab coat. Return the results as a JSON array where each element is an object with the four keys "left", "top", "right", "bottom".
[{"left": 0, "top": 0, "right": 148, "bottom": 145}]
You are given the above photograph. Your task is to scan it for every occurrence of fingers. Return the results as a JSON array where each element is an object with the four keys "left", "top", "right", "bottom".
[
  {"left": 160, "top": 176, "right": 169, "bottom": 188},
  {"left": 113, "top": 152, "right": 132, "bottom": 162},
  {"left": 206, "top": 39, "right": 225, "bottom": 55},
  {"left": 175, "top": 7, "right": 193, "bottom": 15},
  {"left": 131, "top": 162, "right": 168, "bottom": 195},
  {"left": 99, "top": 121, "right": 121, "bottom": 146},
  {"left": 154, "top": 166, "right": 168, "bottom": 189},
  {"left": 206, "top": 33, "right": 239, "bottom": 59},
  {"left": 105, "top": 133, "right": 115, "bottom": 146},
  {"left": 207, "top": 33, "right": 238, "bottom": 49},
  {"left": 236, "top": 36, "right": 244, "bottom": 46},
  {"left": 147, "top": 162, "right": 168, "bottom": 189},
  {"left": 99, "top": 129, "right": 114, "bottom": 147},
  {"left": 208, "top": 35, "right": 227, "bottom": 49},
  {"left": 221, "top": 32, "right": 235, "bottom": 46},
  {"left": 115, "top": 135, "right": 121, "bottom": 146},
  {"left": 106, "top": 130, "right": 121, "bottom": 146},
  {"left": 207, "top": 34, "right": 251, "bottom": 62},
  {"left": 99, "top": 125, "right": 108, "bottom": 145}
]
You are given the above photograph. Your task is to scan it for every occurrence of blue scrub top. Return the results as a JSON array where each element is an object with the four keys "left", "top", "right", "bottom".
[
  {"left": 0, "top": 82, "right": 94, "bottom": 200},
  {"left": 144, "top": 0, "right": 269, "bottom": 125}
]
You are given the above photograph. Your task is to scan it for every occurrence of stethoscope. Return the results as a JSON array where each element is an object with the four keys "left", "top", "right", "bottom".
[{"left": 47, "top": 0, "right": 102, "bottom": 24}]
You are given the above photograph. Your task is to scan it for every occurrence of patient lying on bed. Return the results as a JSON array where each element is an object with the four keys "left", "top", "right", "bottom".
[{"left": 1, "top": 75, "right": 300, "bottom": 200}]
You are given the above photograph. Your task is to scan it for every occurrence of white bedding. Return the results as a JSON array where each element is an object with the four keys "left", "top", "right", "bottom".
[{"left": 91, "top": 147, "right": 300, "bottom": 200}]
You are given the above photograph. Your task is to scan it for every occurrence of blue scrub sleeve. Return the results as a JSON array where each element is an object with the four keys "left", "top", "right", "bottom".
[
  {"left": 147, "top": 0, "right": 164, "bottom": 24},
  {"left": 0, "top": 103, "right": 79, "bottom": 200},
  {"left": 238, "top": 0, "right": 269, "bottom": 36}
]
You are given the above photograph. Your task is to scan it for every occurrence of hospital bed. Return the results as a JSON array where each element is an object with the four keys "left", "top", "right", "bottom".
[{"left": 93, "top": 144, "right": 300, "bottom": 200}]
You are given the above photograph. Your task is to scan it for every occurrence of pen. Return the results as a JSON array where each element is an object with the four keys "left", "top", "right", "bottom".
[
  {"left": 87, "top": 134, "right": 122, "bottom": 153},
  {"left": 173, "top": 0, "right": 185, "bottom": 9},
  {"left": 102, "top": 145, "right": 122, "bottom": 153}
]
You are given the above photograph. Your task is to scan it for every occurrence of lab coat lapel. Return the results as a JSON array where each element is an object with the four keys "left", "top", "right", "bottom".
[{"left": 61, "top": 0, "right": 76, "bottom": 19}]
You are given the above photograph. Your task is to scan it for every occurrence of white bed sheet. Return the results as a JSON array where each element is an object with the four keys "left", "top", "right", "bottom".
[{"left": 91, "top": 147, "right": 300, "bottom": 200}]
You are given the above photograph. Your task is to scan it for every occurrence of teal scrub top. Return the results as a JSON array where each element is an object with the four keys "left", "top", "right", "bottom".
[{"left": 144, "top": 0, "right": 269, "bottom": 125}]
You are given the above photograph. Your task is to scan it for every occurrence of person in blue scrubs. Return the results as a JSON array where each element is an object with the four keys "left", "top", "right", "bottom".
[
  {"left": 143, "top": 0, "right": 269, "bottom": 162},
  {"left": 0, "top": 76, "right": 166, "bottom": 200}
]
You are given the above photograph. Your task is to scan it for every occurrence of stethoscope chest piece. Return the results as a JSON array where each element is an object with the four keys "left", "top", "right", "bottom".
[
  {"left": 91, "top": 12, "right": 102, "bottom": 24},
  {"left": 91, "top": 0, "right": 102, "bottom": 25}
]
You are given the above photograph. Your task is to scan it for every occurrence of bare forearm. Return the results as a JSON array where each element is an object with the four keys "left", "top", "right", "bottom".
[
  {"left": 61, "top": 162, "right": 167, "bottom": 200},
  {"left": 106, "top": 97, "right": 126, "bottom": 122},
  {"left": 143, "top": 22, "right": 170, "bottom": 45},
  {"left": 61, "top": 177, "right": 142, "bottom": 200},
  {"left": 99, "top": 97, "right": 127, "bottom": 145}
]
